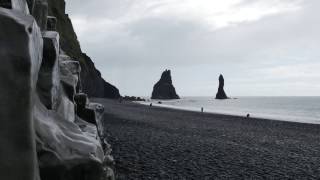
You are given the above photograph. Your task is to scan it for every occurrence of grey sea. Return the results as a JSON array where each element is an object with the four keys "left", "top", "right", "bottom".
[{"left": 141, "top": 96, "right": 320, "bottom": 124}]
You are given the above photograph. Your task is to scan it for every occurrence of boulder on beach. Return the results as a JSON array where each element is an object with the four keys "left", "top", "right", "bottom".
[
  {"left": 216, "top": 74, "right": 228, "bottom": 99},
  {"left": 151, "top": 69, "right": 180, "bottom": 99}
]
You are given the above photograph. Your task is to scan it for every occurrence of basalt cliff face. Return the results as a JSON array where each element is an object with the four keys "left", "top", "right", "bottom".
[
  {"left": 152, "top": 70, "right": 180, "bottom": 99},
  {"left": 216, "top": 74, "right": 228, "bottom": 99},
  {"left": 46, "top": 0, "right": 120, "bottom": 98},
  {"left": 0, "top": 1, "right": 115, "bottom": 179}
]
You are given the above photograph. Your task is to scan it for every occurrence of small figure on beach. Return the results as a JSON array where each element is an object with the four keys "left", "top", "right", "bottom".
[
  {"left": 247, "top": 114, "right": 250, "bottom": 118},
  {"left": 201, "top": 107, "right": 204, "bottom": 113},
  {"left": 150, "top": 103, "right": 153, "bottom": 107}
]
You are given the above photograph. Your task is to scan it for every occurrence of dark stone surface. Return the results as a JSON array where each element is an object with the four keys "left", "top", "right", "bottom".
[
  {"left": 59, "top": 59, "right": 81, "bottom": 94},
  {"left": 32, "top": 0, "right": 48, "bottom": 30},
  {"left": 0, "top": 8, "right": 42, "bottom": 180},
  {"left": 0, "top": 0, "right": 29, "bottom": 14},
  {"left": 122, "top": 96, "right": 146, "bottom": 101},
  {"left": 0, "top": 0, "right": 12, "bottom": 9},
  {"left": 39, "top": 162, "right": 103, "bottom": 180},
  {"left": 151, "top": 70, "right": 180, "bottom": 99},
  {"left": 37, "top": 31, "right": 60, "bottom": 110},
  {"left": 98, "top": 99, "right": 320, "bottom": 180},
  {"left": 57, "top": 59, "right": 81, "bottom": 122},
  {"left": 46, "top": 0, "right": 121, "bottom": 98},
  {"left": 80, "top": 53, "right": 120, "bottom": 98},
  {"left": 215, "top": 74, "right": 228, "bottom": 99},
  {"left": 75, "top": 93, "right": 88, "bottom": 108},
  {"left": 88, "top": 103, "right": 105, "bottom": 138},
  {"left": 74, "top": 93, "right": 96, "bottom": 125},
  {"left": 26, "top": 0, "right": 34, "bottom": 12},
  {"left": 77, "top": 107, "right": 96, "bottom": 125},
  {"left": 46, "top": 15, "right": 56, "bottom": 30}
]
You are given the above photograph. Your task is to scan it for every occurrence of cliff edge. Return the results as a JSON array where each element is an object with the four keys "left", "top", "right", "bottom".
[
  {"left": 47, "top": 0, "right": 120, "bottom": 98},
  {"left": 0, "top": 1, "right": 115, "bottom": 179}
]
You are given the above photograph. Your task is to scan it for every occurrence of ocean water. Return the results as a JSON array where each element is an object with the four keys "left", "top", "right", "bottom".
[{"left": 139, "top": 97, "right": 320, "bottom": 124}]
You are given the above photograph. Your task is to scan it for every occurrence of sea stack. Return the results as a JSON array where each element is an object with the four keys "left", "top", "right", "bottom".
[
  {"left": 216, "top": 74, "right": 228, "bottom": 99},
  {"left": 152, "top": 70, "right": 180, "bottom": 99}
]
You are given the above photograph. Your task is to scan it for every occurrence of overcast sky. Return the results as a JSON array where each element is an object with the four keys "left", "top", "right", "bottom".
[{"left": 66, "top": 0, "right": 320, "bottom": 97}]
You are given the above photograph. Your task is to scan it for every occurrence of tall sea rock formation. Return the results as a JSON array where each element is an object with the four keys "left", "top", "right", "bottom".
[
  {"left": 216, "top": 74, "right": 228, "bottom": 99},
  {"left": 152, "top": 70, "right": 180, "bottom": 99},
  {"left": 46, "top": 0, "right": 120, "bottom": 98}
]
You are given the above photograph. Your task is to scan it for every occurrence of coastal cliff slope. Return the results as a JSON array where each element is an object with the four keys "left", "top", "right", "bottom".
[
  {"left": 0, "top": 1, "right": 115, "bottom": 179},
  {"left": 47, "top": 0, "right": 120, "bottom": 98}
]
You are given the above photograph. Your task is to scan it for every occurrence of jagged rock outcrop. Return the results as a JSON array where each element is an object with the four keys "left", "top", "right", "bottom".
[
  {"left": 0, "top": 1, "right": 115, "bottom": 180},
  {"left": 152, "top": 70, "right": 180, "bottom": 99},
  {"left": 46, "top": 0, "right": 120, "bottom": 98},
  {"left": 216, "top": 74, "right": 229, "bottom": 99},
  {"left": 0, "top": 0, "right": 29, "bottom": 13},
  {"left": 56, "top": 58, "right": 81, "bottom": 122},
  {"left": 37, "top": 31, "right": 60, "bottom": 110},
  {"left": 32, "top": 0, "right": 48, "bottom": 30},
  {"left": 0, "top": 7, "right": 42, "bottom": 180}
]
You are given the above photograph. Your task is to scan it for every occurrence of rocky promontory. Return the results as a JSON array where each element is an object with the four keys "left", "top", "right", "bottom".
[
  {"left": 0, "top": 1, "right": 114, "bottom": 179},
  {"left": 46, "top": 0, "right": 120, "bottom": 98},
  {"left": 216, "top": 74, "right": 229, "bottom": 99},
  {"left": 152, "top": 70, "right": 180, "bottom": 99}
]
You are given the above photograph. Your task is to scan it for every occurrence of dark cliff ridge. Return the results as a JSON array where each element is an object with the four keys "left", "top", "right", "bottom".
[
  {"left": 0, "top": 1, "right": 115, "bottom": 179},
  {"left": 152, "top": 70, "right": 180, "bottom": 99},
  {"left": 47, "top": 0, "right": 120, "bottom": 98},
  {"left": 216, "top": 74, "right": 229, "bottom": 99}
]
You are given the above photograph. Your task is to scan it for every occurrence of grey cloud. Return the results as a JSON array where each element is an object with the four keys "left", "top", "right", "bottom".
[{"left": 66, "top": 0, "right": 320, "bottom": 96}]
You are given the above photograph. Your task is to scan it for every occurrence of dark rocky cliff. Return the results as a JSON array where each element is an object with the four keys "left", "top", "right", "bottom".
[
  {"left": 0, "top": 0, "right": 115, "bottom": 179},
  {"left": 152, "top": 70, "right": 180, "bottom": 99},
  {"left": 46, "top": 0, "right": 120, "bottom": 98}
]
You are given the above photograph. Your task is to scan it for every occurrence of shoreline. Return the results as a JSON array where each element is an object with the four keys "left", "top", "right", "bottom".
[
  {"left": 136, "top": 99, "right": 320, "bottom": 125},
  {"left": 94, "top": 98, "right": 320, "bottom": 179}
]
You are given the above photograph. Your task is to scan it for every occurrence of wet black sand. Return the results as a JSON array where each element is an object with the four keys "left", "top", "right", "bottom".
[{"left": 94, "top": 99, "right": 320, "bottom": 180}]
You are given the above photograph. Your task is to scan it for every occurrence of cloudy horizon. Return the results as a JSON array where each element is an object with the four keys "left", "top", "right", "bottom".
[{"left": 66, "top": 0, "right": 320, "bottom": 97}]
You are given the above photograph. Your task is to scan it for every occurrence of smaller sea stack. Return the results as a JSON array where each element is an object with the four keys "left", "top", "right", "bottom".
[
  {"left": 216, "top": 74, "right": 228, "bottom": 99},
  {"left": 152, "top": 70, "right": 180, "bottom": 99}
]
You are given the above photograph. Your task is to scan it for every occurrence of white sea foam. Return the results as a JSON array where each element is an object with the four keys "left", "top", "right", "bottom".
[{"left": 138, "top": 96, "right": 320, "bottom": 124}]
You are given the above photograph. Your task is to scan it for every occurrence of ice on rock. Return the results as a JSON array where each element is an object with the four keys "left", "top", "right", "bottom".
[
  {"left": 0, "top": 8, "right": 42, "bottom": 180},
  {"left": 37, "top": 31, "right": 60, "bottom": 110}
]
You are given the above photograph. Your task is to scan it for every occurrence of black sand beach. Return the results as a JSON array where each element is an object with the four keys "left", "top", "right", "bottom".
[{"left": 94, "top": 98, "right": 320, "bottom": 180}]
